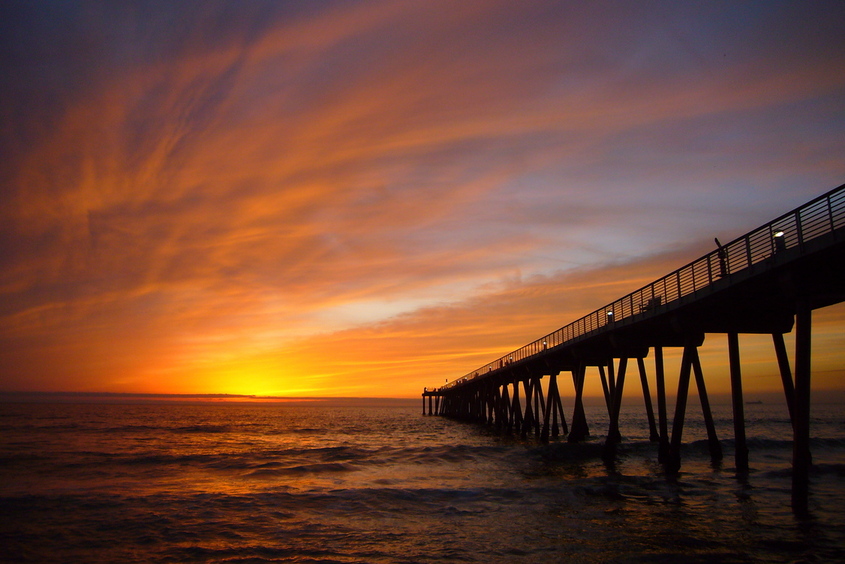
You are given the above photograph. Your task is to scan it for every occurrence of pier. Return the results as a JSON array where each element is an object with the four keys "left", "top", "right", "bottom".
[{"left": 423, "top": 183, "right": 845, "bottom": 498}]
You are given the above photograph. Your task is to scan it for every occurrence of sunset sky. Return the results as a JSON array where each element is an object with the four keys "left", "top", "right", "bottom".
[{"left": 2, "top": 1, "right": 844, "bottom": 400}]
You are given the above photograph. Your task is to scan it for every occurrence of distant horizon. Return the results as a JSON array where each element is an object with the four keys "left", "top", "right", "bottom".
[
  {"left": 0, "top": 391, "right": 420, "bottom": 405},
  {"left": 3, "top": 389, "right": 844, "bottom": 407}
]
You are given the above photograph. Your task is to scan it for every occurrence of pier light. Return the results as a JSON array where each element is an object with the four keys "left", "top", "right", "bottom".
[{"left": 773, "top": 230, "right": 786, "bottom": 252}]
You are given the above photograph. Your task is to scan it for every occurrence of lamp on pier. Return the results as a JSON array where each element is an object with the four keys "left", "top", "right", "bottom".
[{"left": 774, "top": 230, "right": 786, "bottom": 253}]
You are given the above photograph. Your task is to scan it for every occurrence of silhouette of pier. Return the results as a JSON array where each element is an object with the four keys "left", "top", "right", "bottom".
[{"left": 423, "top": 183, "right": 845, "bottom": 504}]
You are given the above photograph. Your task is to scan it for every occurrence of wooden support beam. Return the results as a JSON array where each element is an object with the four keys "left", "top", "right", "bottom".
[
  {"left": 554, "top": 374, "right": 568, "bottom": 437},
  {"left": 545, "top": 373, "right": 561, "bottom": 440},
  {"left": 691, "top": 346, "right": 723, "bottom": 463},
  {"left": 501, "top": 384, "right": 512, "bottom": 434},
  {"left": 494, "top": 384, "right": 506, "bottom": 431},
  {"left": 485, "top": 385, "right": 494, "bottom": 426},
  {"left": 667, "top": 343, "right": 694, "bottom": 473},
  {"left": 540, "top": 375, "right": 552, "bottom": 443},
  {"left": 521, "top": 378, "right": 534, "bottom": 439},
  {"left": 772, "top": 332, "right": 796, "bottom": 428},
  {"left": 511, "top": 381, "right": 523, "bottom": 434},
  {"left": 533, "top": 376, "right": 546, "bottom": 439},
  {"left": 486, "top": 388, "right": 494, "bottom": 424},
  {"left": 637, "top": 357, "right": 659, "bottom": 442},
  {"left": 606, "top": 357, "right": 627, "bottom": 446},
  {"left": 598, "top": 364, "right": 611, "bottom": 416},
  {"left": 792, "top": 301, "right": 813, "bottom": 499},
  {"left": 568, "top": 365, "right": 590, "bottom": 442},
  {"left": 654, "top": 346, "right": 670, "bottom": 463},
  {"left": 728, "top": 332, "right": 749, "bottom": 473},
  {"left": 607, "top": 358, "right": 616, "bottom": 401}
]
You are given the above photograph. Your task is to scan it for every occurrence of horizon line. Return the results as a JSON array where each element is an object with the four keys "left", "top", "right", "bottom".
[
  {"left": 0, "top": 391, "right": 421, "bottom": 404},
  {"left": 3, "top": 389, "right": 844, "bottom": 407}
]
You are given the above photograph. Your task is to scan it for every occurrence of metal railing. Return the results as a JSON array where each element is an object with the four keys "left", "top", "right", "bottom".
[{"left": 438, "top": 183, "right": 845, "bottom": 391}]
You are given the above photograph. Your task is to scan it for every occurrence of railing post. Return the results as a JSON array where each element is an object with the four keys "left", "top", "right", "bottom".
[
  {"left": 827, "top": 194, "right": 835, "bottom": 232},
  {"left": 795, "top": 210, "right": 804, "bottom": 252},
  {"left": 691, "top": 262, "right": 696, "bottom": 294},
  {"left": 769, "top": 224, "right": 777, "bottom": 256},
  {"left": 707, "top": 254, "right": 714, "bottom": 284},
  {"left": 745, "top": 235, "right": 753, "bottom": 267},
  {"left": 676, "top": 271, "right": 681, "bottom": 300}
]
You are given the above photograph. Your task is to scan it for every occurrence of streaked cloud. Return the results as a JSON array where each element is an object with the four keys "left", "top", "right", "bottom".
[{"left": 1, "top": 1, "right": 843, "bottom": 396}]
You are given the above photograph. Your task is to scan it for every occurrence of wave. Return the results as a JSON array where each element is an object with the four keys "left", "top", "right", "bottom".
[
  {"left": 812, "top": 462, "right": 845, "bottom": 477},
  {"left": 0, "top": 443, "right": 514, "bottom": 474},
  {"left": 170, "top": 424, "right": 232, "bottom": 433},
  {"left": 4, "top": 478, "right": 843, "bottom": 564},
  {"left": 244, "top": 462, "right": 357, "bottom": 478}
]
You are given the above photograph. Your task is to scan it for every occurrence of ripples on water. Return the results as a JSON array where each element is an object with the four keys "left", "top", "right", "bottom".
[{"left": 1, "top": 401, "right": 843, "bottom": 563}]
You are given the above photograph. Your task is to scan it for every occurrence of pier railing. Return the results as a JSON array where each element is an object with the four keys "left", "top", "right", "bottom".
[{"left": 440, "top": 183, "right": 845, "bottom": 390}]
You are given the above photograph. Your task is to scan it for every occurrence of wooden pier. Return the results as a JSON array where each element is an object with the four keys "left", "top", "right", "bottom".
[{"left": 423, "top": 183, "right": 845, "bottom": 503}]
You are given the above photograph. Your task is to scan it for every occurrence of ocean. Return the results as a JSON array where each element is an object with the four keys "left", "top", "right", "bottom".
[{"left": 1, "top": 399, "right": 843, "bottom": 563}]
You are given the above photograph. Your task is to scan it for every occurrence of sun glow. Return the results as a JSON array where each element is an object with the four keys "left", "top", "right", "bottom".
[{"left": 187, "top": 355, "right": 304, "bottom": 398}]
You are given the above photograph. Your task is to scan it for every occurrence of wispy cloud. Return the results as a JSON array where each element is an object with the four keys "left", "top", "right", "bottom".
[{"left": 1, "top": 1, "right": 843, "bottom": 395}]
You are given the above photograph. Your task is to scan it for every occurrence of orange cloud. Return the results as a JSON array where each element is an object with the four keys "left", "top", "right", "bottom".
[
  {"left": 1, "top": 2, "right": 843, "bottom": 396},
  {"left": 239, "top": 248, "right": 845, "bottom": 400}
]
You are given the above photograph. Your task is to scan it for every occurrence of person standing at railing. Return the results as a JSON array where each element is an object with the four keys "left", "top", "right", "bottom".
[{"left": 715, "top": 238, "right": 727, "bottom": 277}]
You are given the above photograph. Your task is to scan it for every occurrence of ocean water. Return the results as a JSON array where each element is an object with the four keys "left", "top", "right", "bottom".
[{"left": 1, "top": 399, "right": 844, "bottom": 563}]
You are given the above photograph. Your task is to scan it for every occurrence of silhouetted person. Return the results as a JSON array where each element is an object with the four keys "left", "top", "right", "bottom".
[{"left": 714, "top": 238, "right": 727, "bottom": 277}]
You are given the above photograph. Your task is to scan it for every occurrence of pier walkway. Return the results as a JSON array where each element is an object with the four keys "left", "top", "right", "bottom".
[{"left": 423, "top": 182, "right": 845, "bottom": 499}]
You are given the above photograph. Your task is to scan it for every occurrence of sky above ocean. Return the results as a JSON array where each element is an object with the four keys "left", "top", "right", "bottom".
[{"left": 1, "top": 1, "right": 844, "bottom": 397}]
